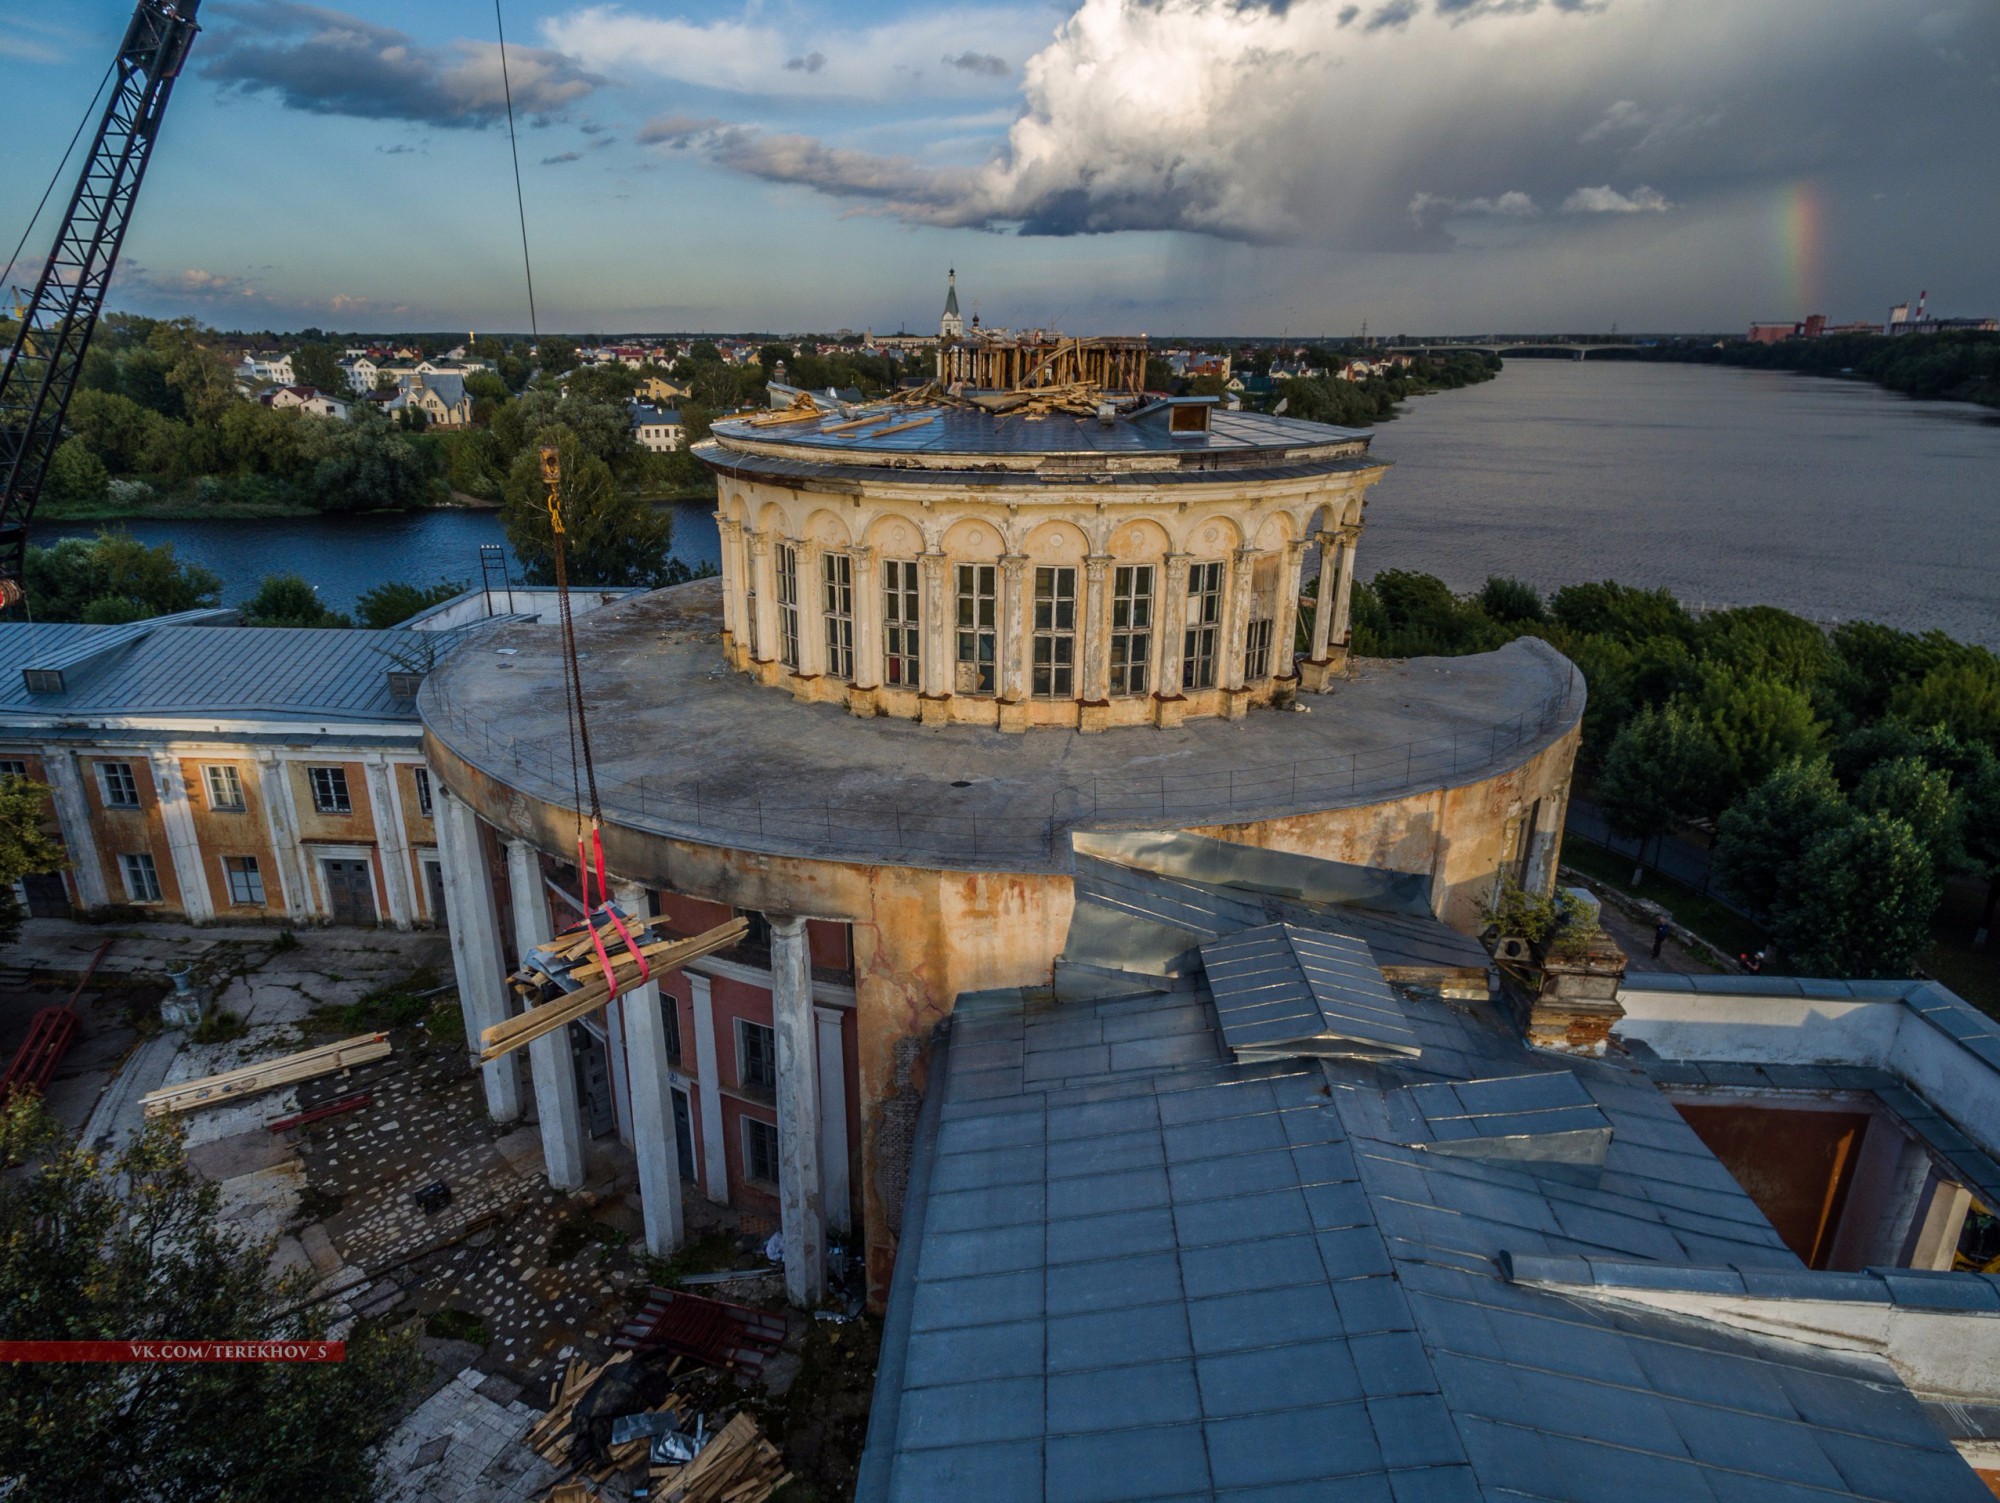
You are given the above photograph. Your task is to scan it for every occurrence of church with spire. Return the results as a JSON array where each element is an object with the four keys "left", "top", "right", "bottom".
[{"left": 938, "top": 268, "right": 962, "bottom": 341}]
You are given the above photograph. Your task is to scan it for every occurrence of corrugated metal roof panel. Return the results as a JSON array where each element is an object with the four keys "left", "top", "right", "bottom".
[{"left": 1201, "top": 923, "right": 1417, "bottom": 1061}]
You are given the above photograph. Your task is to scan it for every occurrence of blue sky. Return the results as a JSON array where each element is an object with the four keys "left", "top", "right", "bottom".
[{"left": 3, "top": 1, "right": 1996, "bottom": 335}]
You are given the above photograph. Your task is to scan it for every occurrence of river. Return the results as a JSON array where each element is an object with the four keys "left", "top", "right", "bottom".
[{"left": 45, "top": 362, "right": 2000, "bottom": 645}]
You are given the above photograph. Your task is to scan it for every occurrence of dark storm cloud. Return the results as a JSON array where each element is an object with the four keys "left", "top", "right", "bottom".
[{"left": 202, "top": 2, "right": 601, "bottom": 126}]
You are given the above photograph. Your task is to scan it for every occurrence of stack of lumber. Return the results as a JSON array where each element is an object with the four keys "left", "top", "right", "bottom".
[
  {"left": 526, "top": 1351, "right": 632, "bottom": 1465},
  {"left": 591, "top": 1395, "right": 689, "bottom": 1479},
  {"left": 140, "top": 1033, "right": 390, "bottom": 1117},
  {"left": 482, "top": 916, "right": 746, "bottom": 1063},
  {"left": 651, "top": 1412, "right": 789, "bottom": 1503}
]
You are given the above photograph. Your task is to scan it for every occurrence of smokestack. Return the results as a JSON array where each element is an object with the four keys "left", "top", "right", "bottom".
[{"left": 1917, "top": 290, "right": 1928, "bottom": 320}]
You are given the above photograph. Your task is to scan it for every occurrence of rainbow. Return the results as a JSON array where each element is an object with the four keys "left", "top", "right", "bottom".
[{"left": 1782, "top": 180, "right": 1824, "bottom": 316}]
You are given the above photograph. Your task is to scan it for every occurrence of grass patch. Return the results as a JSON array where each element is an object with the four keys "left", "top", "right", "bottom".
[
  {"left": 423, "top": 1308, "right": 490, "bottom": 1346},
  {"left": 1561, "top": 835, "right": 1767, "bottom": 959},
  {"left": 546, "top": 1212, "right": 627, "bottom": 1266},
  {"left": 318, "top": 966, "right": 443, "bottom": 1033},
  {"left": 190, "top": 1009, "right": 249, "bottom": 1045},
  {"left": 644, "top": 1229, "right": 748, "bottom": 1286}
]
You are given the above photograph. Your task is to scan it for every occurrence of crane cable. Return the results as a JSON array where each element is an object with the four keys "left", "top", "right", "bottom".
[
  {"left": 0, "top": 56, "right": 118, "bottom": 298},
  {"left": 496, "top": 2, "right": 646, "bottom": 996}
]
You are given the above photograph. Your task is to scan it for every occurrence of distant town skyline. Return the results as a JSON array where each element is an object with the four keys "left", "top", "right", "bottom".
[{"left": 4, "top": 0, "right": 1997, "bottom": 335}]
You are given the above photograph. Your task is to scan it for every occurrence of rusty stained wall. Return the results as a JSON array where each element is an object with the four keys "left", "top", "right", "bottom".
[
  {"left": 78, "top": 754, "right": 181, "bottom": 911},
  {"left": 395, "top": 762, "right": 440, "bottom": 921},
  {"left": 179, "top": 755, "right": 283, "bottom": 918},
  {"left": 286, "top": 758, "right": 389, "bottom": 919},
  {"left": 1189, "top": 722, "right": 1580, "bottom": 931}
]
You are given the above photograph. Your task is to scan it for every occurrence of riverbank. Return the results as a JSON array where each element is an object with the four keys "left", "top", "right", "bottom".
[
  {"left": 37, "top": 489, "right": 505, "bottom": 524},
  {"left": 1608, "top": 329, "right": 2000, "bottom": 413}
]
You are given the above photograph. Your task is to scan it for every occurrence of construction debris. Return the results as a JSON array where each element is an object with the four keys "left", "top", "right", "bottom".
[
  {"left": 526, "top": 1351, "right": 635, "bottom": 1467},
  {"left": 139, "top": 1032, "right": 390, "bottom": 1117},
  {"left": 650, "top": 1412, "right": 788, "bottom": 1503},
  {"left": 612, "top": 1287, "right": 787, "bottom": 1375},
  {"left": 482, "top": 916, "right": 746, "bottom": 1063}
]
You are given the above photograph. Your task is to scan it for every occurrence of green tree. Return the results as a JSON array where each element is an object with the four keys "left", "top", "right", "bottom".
[
  {"left": 1773, "top": 813, "right": 1942, "bottom": 979},
  {"left": 291, "top": 341, "right": 344, "bottom": 393},
  {"left": 22, "top": 533, "right": 221, "bottom": 623},
  {"left": 1696, "top": 605, "right": 1834, "bottom": 684},
  {"left": 1594, "top": 701, "right": 1727, "bottom": 873},
  {"left": 534, "top": 337, "right": 579, "bottom": 376},
  {"left": 1550, "top": 581, "right": 1695, "bottom": 646},
  {"left": 65, "top": 389, "right": 164, "bottom": 474},
  {"left": 43, "top": 437, "right": 110, "bottom": 508},
  {"left": 1477, "top": 576, "right": 1546, "bottom": 624},
  {"left": 241, "top": 574, "right": 349, "bottom": 628},
  {"left": 1853, "top": 755, "right": 1963, "bottom": 875},
  {"left": 502, "top": 424, "right": 677, "bottom": 588},
  {"left": 1890, "top": 658, "right": 2000, "bottom": 748},
  {"left": 0, "top": 1097, "right": 422, "bottom": 1502},
  {"left": 307, "top": 421, "right": 441, "bottom": 513},
  {"left": 1712, "top": 759, "right": 1850, "bottom": 916},
  {"left": 1694, "top": 669, "right": 1825, "bottom": 801},
  {"left": 355, "top": 579, "right": 463, "bottom": 629},
  {"left": 0, "top": 774, "right": 67, "bottom": 945}
]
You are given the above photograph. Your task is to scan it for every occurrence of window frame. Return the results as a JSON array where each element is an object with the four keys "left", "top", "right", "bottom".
[
  {"left": 100, "top": 761, "right": 140, "bottom": 809},
  {"left": 954, "top": 563, "right": 997, "bottom": 694},
  {"left": 1031, "top": 565, "right": 1078, "bottom": 700},
  {"left": 223, "top": 855, "right": 266, "bottom": 906},
  {"left": 821, "top": 550, "right": 854, "bottom": 681},
  {"left": 735, "top": 1017, "right": 777, "bottom": 1093},
  {"left": 0, "top": 759, "right": 28, "bottom": 782},
  {"left": 204, "top": 764, "right": 246, "bottom": 812},
  {"left": 775, "top": 543, "right": 801, "bottom": 670},
  {"left": 742, "top": 1114, "right": 781, "bottom": 1188},
  {"left": 882, "top": 558, "right": 921, "bottom": 688},
  {"left": 412, "top": 766, "right": 434, "bottom": 819},
  {"left": 308, "top": 765, "right": 352, "bottom": 815},
  {"left": 1244, "top": 617, "right": 1275, "bottom": 681},
  {"left": 120, "top": 852, "right": 162, "bottom": 904},
  {"left": 1109, "top": 564, "right": 1155, "bottom": 697},
  {"left": 1183, "top": 561, "right": 1225, "bottom": 690}
]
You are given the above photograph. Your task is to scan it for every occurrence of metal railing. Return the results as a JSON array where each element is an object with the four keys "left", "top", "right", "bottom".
[{"left": 420, "top": 661, "right": 1583, "bottom": 869}]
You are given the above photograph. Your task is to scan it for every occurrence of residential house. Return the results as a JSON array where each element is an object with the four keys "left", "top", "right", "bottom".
[
  {"left": 629, "top": 404, "right": 684, "bottom": 453},
  {"left": 263, "top": 385, "right": 350, "bottom": 420},
  {"left": 388, "top": 372, "right": 473, "bottom": 428},
  {"left": 234, "top": 352, "right": 295, "bottom": 387}
]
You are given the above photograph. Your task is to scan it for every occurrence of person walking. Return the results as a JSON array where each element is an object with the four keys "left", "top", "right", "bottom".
[{"left": 1651, "top": 920, "right": 1671, "bottom": 960}]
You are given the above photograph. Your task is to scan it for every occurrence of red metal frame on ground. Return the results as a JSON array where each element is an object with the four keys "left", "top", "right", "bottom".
[
  {"left": 0, "top": 938, "right": 112, "bottom": 1100},
  {"left": 265, "top": 1092, "right": 373, "bottom": 1133},
  {"left": 611, "top": 1287, "right": 787, "bottom": 1375}
]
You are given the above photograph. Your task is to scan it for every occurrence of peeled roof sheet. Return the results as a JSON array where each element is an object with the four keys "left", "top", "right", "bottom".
[{"left": 1201, "top": 923, "right": 1417, "bottom": 1060}]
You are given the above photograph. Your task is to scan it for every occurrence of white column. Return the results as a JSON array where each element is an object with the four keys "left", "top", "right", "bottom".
[
  {"left": 689, "top": 971, "right": 729, "bottom": 1204},
  {"left": 850, "top": 545, "right": 880, "bottom": 691},
  {"left": 999, "top": 553, "right": 1029, "bottom": 703},
  {"left": 769, "top": 914, "right": 825, "bottom": 1306},
  {"left": 748, "top": 532, "right": 779, "bottom": 666},
  {"left": 255, "top": 753, "right": 312, "bottom": 921},
  {"left": 919, "top": 551, "right": 950, "bottom": 699},
  {"left": 1330, "top": 526, "right": 1361, "bottom": 646},
  {"left": 363, "top": 757, "right": 414, "bottom": 929},
  {"left": 508, "top": 838, "right": 585, "bottom": 1191},
  {"left": 1223, "top": 546, "right": 1259, "bottom": 693},
  {"left": 815, "top": 1004, "right": 851, "bottom": 1237},
  {"left": 796, "top": 540, "right": 825, "bottom": 680},
  {"left": 615, "top": 880, "right": 685, "bottom": 1255},
  {"left": 1273, "top": 541, "right": 1306, "bottom": 681},
  {"left": 41, "top": 751, "right": 108, "bottom": 910},
  {"left": 715, "top": 517, "right": 741, "bottom": 642},
  {"left": 1156, "top": 553, "right": 1190, "bottom": 702},
  {"left": 434, "top": 792, "right": 521, "bottom": 1121},
  {"left": 146, "top": 752, "right": 213, "bottom": 922},
  {"left": 1308, "top": 530, "right": 1339, "bottom": 662},
  {"left": 1082, "top": 555, "right": 1112, "bottom": 703}
]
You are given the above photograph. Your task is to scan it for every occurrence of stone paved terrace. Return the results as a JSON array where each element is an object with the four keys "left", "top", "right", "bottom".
[{"left": 420, "top": 581, "right": 1583, "bottom": 873}]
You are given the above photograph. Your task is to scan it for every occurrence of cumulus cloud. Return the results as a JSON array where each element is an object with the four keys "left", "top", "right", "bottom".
[
  {"left": 629, "top": 0, "right": 1997, "bottom": 255},
  {"left": 544, "top": 4, "right": 1048, "bottom": 100},
  {"left": 1409, "top": 190, "right": 1540, "bottom": 221},
  {"left": 202, "top": 1, "right": 601, "bottom": 126},
  {"left": 946, "top": 50, "right": 1010, "bottom": 75},
  {"left": 1562, "top": 183, "right": 1673, "bottom": 212}
]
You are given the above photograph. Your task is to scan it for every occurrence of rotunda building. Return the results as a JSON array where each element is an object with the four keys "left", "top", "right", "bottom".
[{"left": 419, "top": 333, "right": 1584, "bottom": 1307}]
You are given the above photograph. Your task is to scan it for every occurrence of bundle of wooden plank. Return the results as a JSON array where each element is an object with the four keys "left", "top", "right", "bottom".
[
  {"left": 140, "top": 1033, "right": 391, "bottom": 1117},
  {"left": 482, "top": 916, "right": 746, "bottom": 1064},
  {"left": 650, "top": 1412, "right": 788, "bottom": 1503},
  {"left": 526, "top": 1351, "right": 633, "bottom": 1466}
]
